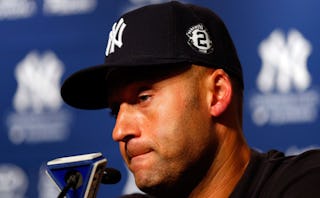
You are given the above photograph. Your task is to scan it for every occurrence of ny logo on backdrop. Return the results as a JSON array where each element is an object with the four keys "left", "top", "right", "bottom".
[
  {"left": 257, "top": 29, "right": 311, "bottom": 93},
  {"left": 43, "top": 0, "right": 97, "bottom": 16},
  {"left": 14, "top": 51, "right": 63, "bottom": 114},
  {"left": 249, "top": 29, "right": 319, "bottom": 126},
  {"left": 0, "top": 164, "right": 28, "bottom": 197},
  {"left": 6, "top": 51, "right": 71, "bottom": 144},
  {"left": 0, "top": 0, "right": 36, "bottom": 20},
  {"left": 0, "top": 0, "right": 97, "bottom": 20}
]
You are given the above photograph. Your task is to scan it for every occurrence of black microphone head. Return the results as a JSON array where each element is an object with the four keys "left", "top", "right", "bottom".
[
  {"left": 64, "top": 170, "right": 83, "bottom": 189},
  {"left": 101, "top": 168, "right": 121, "bottom": 184}
]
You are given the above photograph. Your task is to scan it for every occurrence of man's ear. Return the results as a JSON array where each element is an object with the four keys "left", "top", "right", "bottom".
[{"left": 208, "top": 69, "right": 232, "bottom": 117}]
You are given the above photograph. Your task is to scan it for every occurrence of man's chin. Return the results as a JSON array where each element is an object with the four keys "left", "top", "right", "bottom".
[{"left": 135, "top": 176, "right": 180, "bottom": 197}]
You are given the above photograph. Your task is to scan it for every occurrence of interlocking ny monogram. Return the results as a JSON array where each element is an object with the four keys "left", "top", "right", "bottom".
[
  {"left": 14, "top": 51, "right": 64, "bottom": 113},
  {"left": 257, "top": 29, "right": 311, "bottom": 93},
  {"left": 105, "top": 18, "right": 127, "bottom": 56}
]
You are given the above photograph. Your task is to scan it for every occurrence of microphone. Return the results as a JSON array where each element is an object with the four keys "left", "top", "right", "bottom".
[
  {"left": 58, "top": 170, "right": 83, "bottom": 198},
  {"left": 101, "top": 168, "right": 122, "bottom": 184},
  {"left": 46, "top": 152, "right": 121, "bottom": 198}
]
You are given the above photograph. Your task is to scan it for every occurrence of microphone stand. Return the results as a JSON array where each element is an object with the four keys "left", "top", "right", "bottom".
[
  {"left": 57, "top": 168, "right": 121, "bottom": 198},
  {"left": 58, "top": 171, "right": 82, "bottom": 198}
]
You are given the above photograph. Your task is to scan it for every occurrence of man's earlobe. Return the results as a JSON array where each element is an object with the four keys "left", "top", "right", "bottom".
[{"left": 209, "top": 69, "right": 232, "bottom": 117}]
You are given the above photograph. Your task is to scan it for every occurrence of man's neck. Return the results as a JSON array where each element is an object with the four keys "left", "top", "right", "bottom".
[{"left": 188, "top": 129, "right": 251, "bottom": 198}]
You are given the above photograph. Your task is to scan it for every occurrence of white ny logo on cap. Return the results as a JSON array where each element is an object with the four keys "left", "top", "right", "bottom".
[{"left": 105, "top": 18, "right": 127, "bottom": 56}]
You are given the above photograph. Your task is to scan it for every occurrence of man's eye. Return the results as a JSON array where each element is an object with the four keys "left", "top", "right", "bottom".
[{"left": 138, "top": 94, "right": 151, "bottom": 102}]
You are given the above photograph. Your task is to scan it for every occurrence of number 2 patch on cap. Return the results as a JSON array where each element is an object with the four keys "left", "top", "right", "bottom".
[{"left": 186, "top": 24, "right": 213, "bottom": 54}]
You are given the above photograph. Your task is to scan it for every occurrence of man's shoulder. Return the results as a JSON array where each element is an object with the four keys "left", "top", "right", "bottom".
[
  {"left": 257, "top": 148, "right": 320, "bottom": 168},
  {"left": 261, "top": 149, "right": 320, "bottom": 197},
  {"left": 231, "top": 149, "right": 320, "bottom": 198},
  {"left": 257, "top": 149, "right": 320, "bottom": 179},
  {"left": 277, "top": 149, "right": 320, "bottom": 172}
]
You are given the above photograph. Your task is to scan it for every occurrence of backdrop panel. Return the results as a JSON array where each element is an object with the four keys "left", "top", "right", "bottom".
[{"left": 1, "top": 0, "right": 319, "bottom": 197}]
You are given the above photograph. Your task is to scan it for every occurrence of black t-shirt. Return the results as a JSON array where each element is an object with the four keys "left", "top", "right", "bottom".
[
  {"left": 230, "top": 149, "right": 320, "bottom": 198},
  {"left": 120, "top": 149, "right": 320, "bottom": 198}
]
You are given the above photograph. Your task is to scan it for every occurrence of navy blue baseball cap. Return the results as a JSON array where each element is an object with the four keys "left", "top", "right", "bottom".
[{"left": 61, "top": 1, "right": 243, "bottom": 109}]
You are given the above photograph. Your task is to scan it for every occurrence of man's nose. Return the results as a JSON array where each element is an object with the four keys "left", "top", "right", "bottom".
[{"left": 112, "top": 103, "right": 140, "bottom": 142}]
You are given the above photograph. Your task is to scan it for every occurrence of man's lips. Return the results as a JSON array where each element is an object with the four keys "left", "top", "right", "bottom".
[{"left": 125, "top": 141, "right": 153, "bottom": 160}]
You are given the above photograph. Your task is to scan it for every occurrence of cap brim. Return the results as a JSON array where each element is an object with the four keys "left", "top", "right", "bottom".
[
  {"left": 61, "top": 61, "right": 192, "bottom": 110},
  {"left": 61, "top": 64, "right": 110, "bottom": 110}
]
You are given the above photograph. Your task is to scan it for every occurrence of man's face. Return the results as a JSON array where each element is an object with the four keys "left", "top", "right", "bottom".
[{"left": 108, "top": 65, "right": 218, "bottom": 193}]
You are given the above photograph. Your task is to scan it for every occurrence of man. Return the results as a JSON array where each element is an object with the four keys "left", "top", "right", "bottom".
[{"left": 61, "top": 1, "right": 320, "bottom": 197}]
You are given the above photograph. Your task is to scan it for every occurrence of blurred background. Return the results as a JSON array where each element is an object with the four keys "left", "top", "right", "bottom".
[{"left": 1, "top": 0, "right": 319, "bottom": 197}]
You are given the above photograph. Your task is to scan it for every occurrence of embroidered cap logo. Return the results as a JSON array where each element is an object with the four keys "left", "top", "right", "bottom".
[
  {"left": 186, "top": 24, "right": 213, "bottom": 54},
  {"left": 105, "top": 18, "right": 127, "bottom": 56}
]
